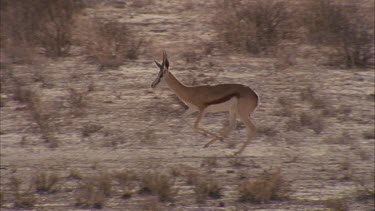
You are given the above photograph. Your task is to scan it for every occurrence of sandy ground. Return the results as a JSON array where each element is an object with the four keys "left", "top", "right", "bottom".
[{"left": 0, "top": 0, "right": 374, "bottom": 210}]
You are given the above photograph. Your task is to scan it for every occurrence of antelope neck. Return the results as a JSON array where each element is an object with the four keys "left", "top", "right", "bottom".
[{"left": 165, "top": 72, "right": 192, "bottom": 102}]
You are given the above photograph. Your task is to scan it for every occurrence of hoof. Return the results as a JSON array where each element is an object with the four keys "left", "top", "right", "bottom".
[{"left": 203, "top": 144, "right": 209, "bottom": 148}]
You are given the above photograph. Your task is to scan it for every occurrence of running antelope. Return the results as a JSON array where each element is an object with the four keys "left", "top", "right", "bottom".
[{"left": 151, "top": 51, "right": 259, "bottom": 155}]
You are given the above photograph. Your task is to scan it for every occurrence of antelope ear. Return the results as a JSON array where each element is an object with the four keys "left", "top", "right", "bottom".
[{"left": 154, "top": 60, "right": 162, "bottom": 69}]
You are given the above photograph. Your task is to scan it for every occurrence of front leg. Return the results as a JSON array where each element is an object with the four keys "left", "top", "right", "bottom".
[
  {"left": 193, "top": 109, "right": 222, "bottom": 141},
  {"left": 180, "top": 107, "right": 196, "bottom": 128},
  {"left": 203, "top": 110, "right": 236, "bottom": 148}
]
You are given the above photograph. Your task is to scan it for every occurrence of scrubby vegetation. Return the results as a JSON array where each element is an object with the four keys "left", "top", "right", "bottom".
[
  {"left": 0, "top": 0, "right": 373, "bottom": 210},
  {"left": 214, "top": 0, "right": 374, "bottom": 68}
]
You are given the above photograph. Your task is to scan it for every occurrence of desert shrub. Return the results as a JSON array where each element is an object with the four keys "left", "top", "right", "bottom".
[
  {"left": 238, "top": 169, "right": 289, "bottom": 203},
  {"left": 10, "top": 176, "right": 36, "bottom": 208},
  {"left": 139, "top": 171, "right": 175, "bottom": 202},
  {"left": 324, "top": 198, "right": 349, "bottom": 211},
  {"left": 113, "top": 170, "right": 138, "bottom": 199},
  {"left": 302, "top": 0, "right": 374, "bottom": 68},
  {"left": 363, "top": 130, "right": 375, "bottom": 139},
  {"left": 0, "top": 0, "right": 83, "bottom": 60},
  {"left": 299, "top": 112, "right": 324, "bottom": 134},
  {"left": 76, "top": 18, "right": 143, "bottom": 70},
  {"left": 82, "top": 123, "right": 103, "bottom": 137},
  {"left": 75, "top": 173, "right": 112, "bottom": 208},
  {"left": 214, "top": 0, "right": 291, "bottom": 54},
  {"left": 33, "top": 172, "right": 60, "bottom": 193},
  {"left": 194, "top": 178, "right": 222, "bottom": 203},
  {"left": 257, "top": 126, "right": 278, "bottom": 137},
  {"left": 285, "top": 116, "right": 302, "bottom": 132},
  {"left": 68, "top": 169, "right": 83, "bottom": 180},
  {"left": 185, "top": 170, "right": 200, "bottom": 185}
]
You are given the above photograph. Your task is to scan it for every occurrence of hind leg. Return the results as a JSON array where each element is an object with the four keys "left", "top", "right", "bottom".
[
  {"left": 233, "top": 97, "right": 257, "bottom": 155},
  {"left": 234, "top": 116, "right": 256, "bottom": 155},
  {"left": 203, "top": 109, "right": 236, "bottom": 148},
  {"left": 193, "top": 108, "right": 222, "bottom": 140}
]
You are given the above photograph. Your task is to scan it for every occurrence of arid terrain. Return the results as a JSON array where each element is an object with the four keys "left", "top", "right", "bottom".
[{"left": 0, "top": 0, "right": 374, "bottom": 210}]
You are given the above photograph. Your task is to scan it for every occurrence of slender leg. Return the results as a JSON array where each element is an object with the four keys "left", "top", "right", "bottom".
[
  {"left": 234, "top": 116, "right": 256, "bottom": 155},
  {"left": 181, "top": 107, "right": 196, "bottom": 118},
  {"left": 220, "top": 109, "right": 237, "bottom": 138},
  {"left": 193, "top": 109, "right": 221, "bottom": 140},
  {"left": 203, "top": 109, "right": 236, "bottom": 148},
  {"left": 181, "top": 107, "right": 196, "bottom": 127}
]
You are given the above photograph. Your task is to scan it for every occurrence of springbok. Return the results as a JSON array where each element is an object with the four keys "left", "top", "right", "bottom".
[{"left": 151, "top": 51, "right": 259, "bottom": 155}]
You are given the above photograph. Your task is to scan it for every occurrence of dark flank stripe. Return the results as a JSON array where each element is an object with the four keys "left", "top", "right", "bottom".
[{"left": 205, "top": 93, "right": 240, "bottom": 106}]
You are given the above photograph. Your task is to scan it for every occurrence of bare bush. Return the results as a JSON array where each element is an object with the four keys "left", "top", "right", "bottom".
[
  {"left": 139, "top": 171, "right": 175, "bottom": 202},
  {"left": 76, "top": 18, "right": 143, "bottom": 70},
  {"left": 214, "top": 0, "right": 291, "bottom": 54},
  {"left": 324, "top": 198, "right": 349, "bottom": 211},
  {"left": 33, "top": 172, "right": 60, "bottom": 193},
  {"left": 9, "top": 69, "right": 59, "bottom": 148},
  {"left": 302, "top": 0, "right": 374, "bottom": 68},
  {"left": 362, "top": 130, "right": 375, "bottom": 140},
  {"left": 10, "top": 176, "right": 36, "bottom": 208},
  {"left": 0, "top": 0, "right": 83, "bottom": 60},
  {"left": 238, "top": 169, "right": 289, "bottom": 203},
  {"left": 194, "top": 178, "right": 222, "bottom": 203},
  {"left": 75, "top": 173, "right": 112, "bottom": 208},
  {"left": 299, "top": 112, "right": 324, "bottom": 134},
  {"left": 113, "top": 170, "right": 138, "bottom": 199}
]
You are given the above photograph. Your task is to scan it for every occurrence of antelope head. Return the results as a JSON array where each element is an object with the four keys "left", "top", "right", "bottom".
[{"left": 151, "top": 50, "right": 170, "bottom": 88}]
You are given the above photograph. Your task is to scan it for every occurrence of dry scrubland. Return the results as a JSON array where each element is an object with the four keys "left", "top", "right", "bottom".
[{"left": 0, "top": 0, "right": 374, "bottom": 210}]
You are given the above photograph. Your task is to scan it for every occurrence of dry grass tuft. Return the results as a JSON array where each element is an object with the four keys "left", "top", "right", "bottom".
[
  {"left": 139, "top": 171, "right": 175, "bottom": 202},
  {"left": 285, "top": 116, "right": 302, "bottom": 132},
  {"left": 185, "top": 170, "right": 200, "bottom": 185},
  {"left": 141, "top": 199, "right": 163, "bottom": 211},
  {"left": 194, "top": 177, "right": 222, "bottom": 203},
  {"left": 82, "top": 123, "right": 103, "bottom": 137},
  {"left": 113, "top": 170, "right": 138, "bottom": 199},
  {"left": 324, "top": 198, "right": 348, "bottom": 211},
  {"left": 238, "top": 169, "right": 289, "bottom": 203},
  {"left": 299, "top": 112, "right": 324, "bottom": 134},
  {"left": 0, "top": 191, "right": 3, "bottom": 207},
  {"left": 274, "top": 97, "right": 293, "bottom": 117},
  {"left": 362, "top": 130, "right": 375, "bottom": 139},
  {"left": 355, "top": 179, "right": 375, "bottom": 201},
  {"left": 68, "top": 169, "right": 83, "bottom": 180},
  {"left": 338, "top": 160, "right": 353, "bottom": 181},
  {"left": 75, "top": 173, "right": 112, "bottom": 208},
  {"left": 10, "top": 176, "right": 36, "bottom": 208},
  {"left": 13, "top": 192, "right": 36, "bottom": 208},
  {"left": 257, "top": 126, "right": 278, "bottom": 137},
  {"left": 169, "top": 166, "right": 183, "bottom": 177},
  {"left": 323, "top": 132, "right": 353, "bottom": 145},
  {"left": 228, "top": 158, "right": 246, "bottom": 167},
  {"left": 300, "top": 86, "right": 329, "bottom": 110},
  {"left": 201, "top": 157, "right": 218, "bottom": 167},
  {"left": 10, "top": 73, "right": 60, "bottom": 148},
  {"left": 33, "top": 172, "right": 60, "bottom": 193}
]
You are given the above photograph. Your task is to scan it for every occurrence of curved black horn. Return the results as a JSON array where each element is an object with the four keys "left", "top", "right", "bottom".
[{"left": 154, "top": 60, "right": 162, "bottom": 68}]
